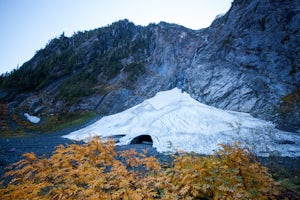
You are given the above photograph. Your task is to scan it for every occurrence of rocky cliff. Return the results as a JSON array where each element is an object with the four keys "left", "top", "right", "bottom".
[{"left": 0, "top": 0, "right": 299, "bottom": 133}]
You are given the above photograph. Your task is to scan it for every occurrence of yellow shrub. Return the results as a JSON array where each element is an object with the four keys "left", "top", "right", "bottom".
[
  {"left": 0, "top": 138, "right": 279, "bottom": 199},
  {"left": 159, "top": 144, "right": 279, "bottom": 199}
]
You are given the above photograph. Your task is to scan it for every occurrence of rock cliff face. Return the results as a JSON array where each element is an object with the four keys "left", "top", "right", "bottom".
[
  {"left": 0, "top": 0, "right": 299, "bottom": 132},
  {"left": 184, "top": 0, "right": 300, "bottom": 131}
]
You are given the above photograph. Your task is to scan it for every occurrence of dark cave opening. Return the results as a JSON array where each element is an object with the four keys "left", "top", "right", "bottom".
[{"left": 130, "top": 135, "right": 153, "bottom": 145}]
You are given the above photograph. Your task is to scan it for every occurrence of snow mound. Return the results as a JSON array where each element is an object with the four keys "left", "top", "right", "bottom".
[
  {"left": 63, "top": 88, "right": 300, "bottom": 157},
  {"left": 24, "top": 113, "right": 40, "bottom": 124}
]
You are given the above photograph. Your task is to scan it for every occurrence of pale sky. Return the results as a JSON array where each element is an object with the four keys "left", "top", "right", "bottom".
[{"left": 0, "top": 0, "right": 232, "bottom": 74}]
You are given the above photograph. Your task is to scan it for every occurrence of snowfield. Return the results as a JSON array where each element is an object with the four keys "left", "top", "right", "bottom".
[{"left": 63, "top": 88, "right": 300, "bottom": 157}]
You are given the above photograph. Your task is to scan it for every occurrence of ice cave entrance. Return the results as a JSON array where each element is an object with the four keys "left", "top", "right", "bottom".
[{"left": 130, "top": 135, "right": 153, "bottom": 145}]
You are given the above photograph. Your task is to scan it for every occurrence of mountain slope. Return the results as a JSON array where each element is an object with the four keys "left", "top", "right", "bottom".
[
  {"left": 64, "top": 88, "right": 300, "bottom": 157},
  {"left": 0, "top": 0, "right": 299, "bottom": 133}
]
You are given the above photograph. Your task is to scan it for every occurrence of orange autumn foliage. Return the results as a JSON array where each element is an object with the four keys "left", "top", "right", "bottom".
[
  {"left": 0, "top": 138, "right": 279, "bottom": 199},
  {"left": 160, "top": 144, "right": 279, "bottom": 199}
]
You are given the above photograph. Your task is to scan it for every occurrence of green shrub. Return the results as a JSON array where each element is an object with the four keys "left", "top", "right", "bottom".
[{"left": 124, "top": 62, "right": 145, "bottom": 82}]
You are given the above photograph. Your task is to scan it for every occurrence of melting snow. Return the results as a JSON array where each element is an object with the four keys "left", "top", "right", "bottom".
[
  {"left": 24, "top": 113, "right": 40, "bottom": 124},
  {"left": 63, "top": 88, "right": 300, "bottom": 157}
]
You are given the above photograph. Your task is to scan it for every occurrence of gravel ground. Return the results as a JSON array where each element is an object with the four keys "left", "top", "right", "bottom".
[
  {"left": 0, "top": 130, "right": 170, "bottom": 179},
  {"left": 0, "top": 132, "right": 76, "bottom": 177}
]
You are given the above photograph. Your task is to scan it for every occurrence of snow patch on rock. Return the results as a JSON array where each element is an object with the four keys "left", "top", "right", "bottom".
[
  {"left": 24, "top": 113, "right": 40, "bottom": 124},
  {"left": 63, "top": 88, "right": 300, "bottom": 157}
]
